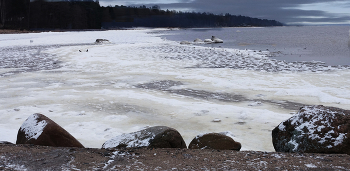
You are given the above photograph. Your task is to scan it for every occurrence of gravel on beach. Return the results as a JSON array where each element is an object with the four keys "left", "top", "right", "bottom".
[{"left": 1, "top": 144, "right": 350, "bottom": 170}]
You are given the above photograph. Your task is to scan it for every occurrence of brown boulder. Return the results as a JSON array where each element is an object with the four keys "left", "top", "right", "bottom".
[
  {"left": 16, "top": 113, "right": 84, "bottom": 148},
  {"left": 102, "top": 126, "right": 186, "bottom": 149},
  {"left": 272, "top": 105, "right": 350, "bottom": 154},
  {"left": 188, "top": 133, "right": 241, "bottom": 150}
]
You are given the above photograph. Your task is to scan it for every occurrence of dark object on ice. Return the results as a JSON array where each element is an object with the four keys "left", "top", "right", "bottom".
[
  {"left": 102, "top": 126, "right": 186, "bottom": 149},
  {"left": 272, "top": 105, "right": 350, "bottom": 155},
  {"left": 0, "top": 141, "right": 13, "bottom": 144},
  {"left": 95, "top": 39, "right": 109, "bottom": 43},
  {"left": 188, "top": 133, "right": 241, "bottom": 150},
  {"left": 79, "top": 50, "right": 82, "bottom": 52},
  {"left": 86, "top": 49, "right": 88, "bottom": 52},
  {"left": 16, "top": 113, "right": 84, "bottom": 148}
]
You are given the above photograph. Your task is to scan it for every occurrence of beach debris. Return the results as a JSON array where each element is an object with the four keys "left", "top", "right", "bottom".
[
  {"left": 188, "top": 133, "right": 241, "bottom": 150},
  {"left": 272, "top": 105, "right": 350, "bottom": 155},
  {"left": 16, "top": 113, "right": 84, "bottom": 148},
  {"left": 102, "top": 126, "right": 186, "bottom": 149}
]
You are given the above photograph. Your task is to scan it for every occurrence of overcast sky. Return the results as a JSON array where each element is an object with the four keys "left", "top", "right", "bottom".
[{"left": 98, "top": 0, "right": 350, "bottom": 25}]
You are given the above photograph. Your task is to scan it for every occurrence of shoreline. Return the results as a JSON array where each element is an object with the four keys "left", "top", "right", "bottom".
[{"left": 1, "top": 144, "right": 350, "bottom": 170}]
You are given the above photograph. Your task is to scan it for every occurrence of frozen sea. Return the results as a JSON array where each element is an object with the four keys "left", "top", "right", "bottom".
[
  {"left": 1, "top": 27, "right": 350, "bottom": 152},
  {"left": 162, "top": 26, "right": 350, "bottom": 66}
]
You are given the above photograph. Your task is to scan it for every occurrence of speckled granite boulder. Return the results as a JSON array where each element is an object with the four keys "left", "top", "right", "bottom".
[
  {"left": 16, "top": 113, "right": 84, "bottom": 148},
  {"left": 188, "top": 132, "right": 241, "bottom": 150},
  {"left": 102, "top": 126, "right": 186, "bottom": 149},
  {"left": 272, "top": 105, "right": 350, "bottom": 154}
]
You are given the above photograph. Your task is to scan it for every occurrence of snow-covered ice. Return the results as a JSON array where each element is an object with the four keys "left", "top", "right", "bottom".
[{"left": 1, "top": 29, "right": 350, "bottom": 151}]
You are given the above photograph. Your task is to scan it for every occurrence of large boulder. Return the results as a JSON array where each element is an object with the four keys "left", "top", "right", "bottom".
[
  {"left": 16, "top": 113, "right": 84, "bottom": 148},
  {"left": 102, "top": 126, "right": 186, "bottom": 149},
  {"left": 272, "top": 105, "right": 350, "bottom": 154},
  {"left": 188, "top": 132, "right": 241, "bottom": 150}
]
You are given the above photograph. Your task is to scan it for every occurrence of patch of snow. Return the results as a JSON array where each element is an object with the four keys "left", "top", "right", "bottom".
[
  {"left": 103, "top": 131, "right": 154, "bottom": 149},
  {"left": 219, "top": 131, "right": 236, "bottom": 139},
  {"left": 305, "top": 163, "right": 317, "bottom": 168},
  {"left": 19, "top": 114, "right": 47, "bottom": 140},
  {"left": 287, "top": 106, "right": 347, "bottom": 151},
  {"left": 278, "top": 123, "right": 286, "bottom": 131}
]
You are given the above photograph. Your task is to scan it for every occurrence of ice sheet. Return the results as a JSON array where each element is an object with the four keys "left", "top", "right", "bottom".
[{"left": 0, "top": 29, "right": 349, "bottom": 151}]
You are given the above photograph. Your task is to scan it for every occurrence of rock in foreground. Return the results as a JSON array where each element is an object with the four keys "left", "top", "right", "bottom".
[
  {"left": 272, "top": 105, "right": 350, "bottom": 154},
  {"left": 16, "top": 113, "right": 84, "bottom": 148},
  {"left": 188, "top": 132, "right": 241, "bottom": 150},
  {"left": 102, "top": 126, "right": 186, "bottom": 149}
]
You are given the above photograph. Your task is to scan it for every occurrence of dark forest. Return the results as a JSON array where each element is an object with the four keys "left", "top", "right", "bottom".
[{"left": 0, "top": 0, "right": 283, "bottom": 30}]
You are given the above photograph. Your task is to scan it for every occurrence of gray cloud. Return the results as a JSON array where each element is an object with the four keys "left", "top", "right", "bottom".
[{"left": 100, "top": 0, "right": 350, "bottom": 25}]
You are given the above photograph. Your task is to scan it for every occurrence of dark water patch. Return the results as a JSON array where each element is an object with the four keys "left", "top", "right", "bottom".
[
  {"left": 136, "top": 80, "right": 308, "bottom": 110},
  {"left": 168, "top": 89, "right": 246, "bottom": 102},
  {"left": 135, "top": 80, "right": 183, "bottom": 90},
  {"left": 260, "top": 100, "right": 306, "bottom": 111}
]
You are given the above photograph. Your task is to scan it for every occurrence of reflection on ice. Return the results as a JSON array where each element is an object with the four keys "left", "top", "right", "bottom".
[{"left": 0, "top": 29, "right": 350, "bottom": 152}]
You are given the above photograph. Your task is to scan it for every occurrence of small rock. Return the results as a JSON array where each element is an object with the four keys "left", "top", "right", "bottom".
[
  {"left": 248, "top": 101, "right": 262, "bottom": 106},
  {"left": 95, "top": 39, "right": 109, "bottom": 43},
  {"left": 193, "top": 38, "right": 203, "bottom": 43},
  {"left": 211, "top": 36, "right": 223, "bottom": 43},
  {"left": 212, "top": 118, "right": 221, "bottom": 122},
  {"left": 204, "top": 39, "right": 213, "bottom": 43}
]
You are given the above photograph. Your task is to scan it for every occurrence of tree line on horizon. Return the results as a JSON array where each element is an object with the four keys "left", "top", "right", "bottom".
[{"left": 0, "top": 0, "right": 283, "bottom": 30}]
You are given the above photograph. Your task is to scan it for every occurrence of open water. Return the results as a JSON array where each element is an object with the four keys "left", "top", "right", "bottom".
[{"left": 162, "top": 26, "right": 350, "bottom": 66}]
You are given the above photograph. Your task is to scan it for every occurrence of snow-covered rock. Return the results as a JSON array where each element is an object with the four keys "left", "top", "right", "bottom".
[
  {"left": 193, "top": 38, "right": 204, "bottom": 43},
  {"left": 211, "top": 36, "right": 223, "bottom": 43},
  {"left": 272, "top": 105, "right": 350, "bottom": 154},
  {"left": 180, "top": 41, "right": 191, "bottom": 45},
  {"left": 95, "top": 39, "right": 110, "bottom": 44},
  {"left": 102, "top": 126, "right": 186, "bottom": 149},
  {"left": 188, "top": 133, "right": 241, "bottom": 150},
  {"left": 204, "top": 39, "right": 213, "bottom": 43},
  {"left": 16, "top": 113, "right": 84, "bottom": 148}
]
